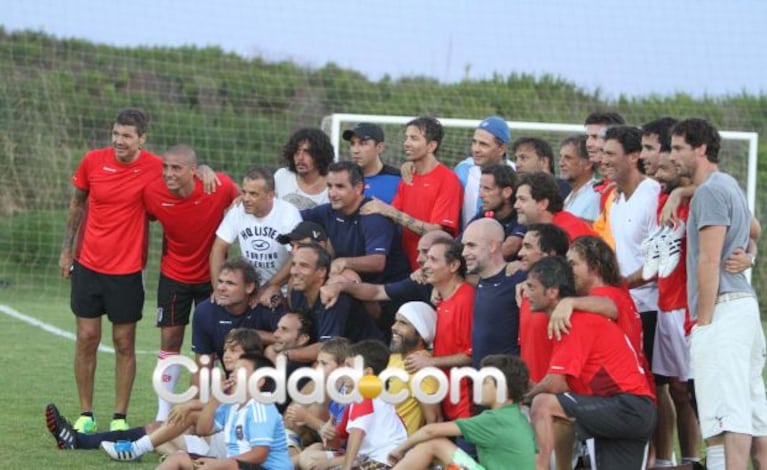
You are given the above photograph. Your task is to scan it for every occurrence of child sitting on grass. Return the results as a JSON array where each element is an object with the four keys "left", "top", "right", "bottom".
[
  {"left": 47, "top": 327, "right": 262, "bottom": 457},
  {"left": 158, "top": 353, "right": 292, "bottom": 470},
  {"left": 329, "top": 339, "right": 408, "bottom": 470},
  {"left": 282, "top": 337, "right": 351, "bottom": 465},
  {"left": 387, "top": 354, "right": 536, "bottom": 470}
]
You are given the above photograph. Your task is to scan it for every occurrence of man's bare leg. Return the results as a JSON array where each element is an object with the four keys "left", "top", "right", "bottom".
[
  {"left": 75, "top": 316, "right": 102, "bottom": 413},
  {"left": 112, "top": 322, "right": 137, "bottom": 415}
]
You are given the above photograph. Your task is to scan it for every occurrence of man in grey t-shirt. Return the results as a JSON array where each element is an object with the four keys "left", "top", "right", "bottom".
[{"left": 671, "top": 118, "right": 767, "bottom": 469}]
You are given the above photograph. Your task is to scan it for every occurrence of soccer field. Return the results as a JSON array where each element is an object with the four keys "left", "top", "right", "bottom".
[
  {"left": 3, "top": 279, "right": 767, "bottom": 468},
  {"left": 0, "top": 285, "right": 188, "bottom": 469}
]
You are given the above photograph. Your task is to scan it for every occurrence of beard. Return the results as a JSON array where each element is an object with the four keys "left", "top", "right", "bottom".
[{"left": 390, "top": 334, "right": 421, "bottom": 354}]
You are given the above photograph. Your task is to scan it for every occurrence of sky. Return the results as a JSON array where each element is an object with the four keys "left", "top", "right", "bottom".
[{"left": 3, "top": 0, "right": 766, "bottom": 98}]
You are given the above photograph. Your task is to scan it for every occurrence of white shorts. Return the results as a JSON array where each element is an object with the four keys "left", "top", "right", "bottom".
[
  {"left": 183, "top": 432, "right": 227, "bottom": 459},
  {"left": 690, "top": 295, "right": 767, "bottom": 439},
  {"left": 652, "top": 308, "right": 691, "bottom": 380}
]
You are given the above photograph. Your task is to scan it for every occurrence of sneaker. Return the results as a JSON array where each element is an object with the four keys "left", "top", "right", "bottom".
[
  {"left": 109, "top": 418, "right": 130, "bottom": 431},
  {"left": 73, "top": 414, "right": 97, "bottom": 434},
  {"left": 45, "top": 403, "right": 77, "bottom": 450},
  {"left": 101, "top": 440, "right": 142, "bottom": 461},
  {"left": 658, "top": 221, "right": 685, "bottom": 279},
  {"left": 641, "top": 226, "right": 666, "bottom": 280}
]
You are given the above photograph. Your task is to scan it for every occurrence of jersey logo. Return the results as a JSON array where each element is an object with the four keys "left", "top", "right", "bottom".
[
  {"left": 250, "top": 239, "right": 270, "bottom": 251},
  {"left": 102, "top": 166, "right": 117, "bottom": 172},
  {"left": 161, "top": 202, "right": 175, "bottom": 207},
  {"left": 235, "top": 425, "right": 244, "bottom": 440}
]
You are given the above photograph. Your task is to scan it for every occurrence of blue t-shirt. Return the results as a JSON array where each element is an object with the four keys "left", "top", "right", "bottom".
[
  {"left": 301, "top": 198, "right": 409, "bottom": 283},
  {"left": 191, "top": 300, "right": 281, "bottom": 361},
  {"left": 384, "top": 277, "right": 432, "bottom": 304},
  {"left": 288, "top": 290, "right": 383, "bottom": 342},
  {"left": 461, "top": 210, "right": 527, "bottom": 243},
  {"left": 213, "top": 399, "right": 292, "bottom": 469},
  {"left": 471, "top": 268, "right": 524, "bottom": 369},
  {"left": 364, "top": 164, "right": 401, "bottom": 204}
]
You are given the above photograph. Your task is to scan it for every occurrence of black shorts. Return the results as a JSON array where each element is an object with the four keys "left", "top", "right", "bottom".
[
  {"left": 557, "top": 392, "right": 656, "bottom": 469},
  {"left": 156, "top": 274, "right": 212, "bottom": 327},
  {"left": 70, "top": 261, "right": 144, "bottom": 324}
]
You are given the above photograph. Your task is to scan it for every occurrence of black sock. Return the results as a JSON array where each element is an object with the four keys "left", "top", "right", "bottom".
[
  {"left": 112, "top": 413, "right": 126, "bottom": 421},
  {"left": 80, "top": 411, "right": 93, "bottom": 418}
]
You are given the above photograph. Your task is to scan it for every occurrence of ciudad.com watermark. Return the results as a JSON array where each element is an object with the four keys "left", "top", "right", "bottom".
[{"left": 153, "top": 355, "right": 506, "bottom": 406}]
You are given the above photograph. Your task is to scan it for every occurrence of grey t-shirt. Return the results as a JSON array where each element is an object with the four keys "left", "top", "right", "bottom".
[{"left": 686, "top": 171, "right": 753, "bottom": 319}]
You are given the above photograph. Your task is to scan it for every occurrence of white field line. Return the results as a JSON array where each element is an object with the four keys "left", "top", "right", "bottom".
[{"left": 0, "top": 304, "right": 155, "bottom": 355}]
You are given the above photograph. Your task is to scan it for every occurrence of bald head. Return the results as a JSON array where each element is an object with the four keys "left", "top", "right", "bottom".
[
  {"left": 467, "top": 218, "right": 504, "bottom": 243},
  {"left": 462, "top": 218, "right": 505, "bottom": 277},
  {"left": 416, "top": 230, "right": 454, "bottom": 268}
]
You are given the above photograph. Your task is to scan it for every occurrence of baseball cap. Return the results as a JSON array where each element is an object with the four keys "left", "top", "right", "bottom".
[
  {"left": 476, "top": 116, "right": 511, "bottom": 145},
  {"left": 276, "top": 221, "right": 328, "bottom": 245},
  {"left": 342, "top": 122, "right": 385, "bottom": 143}
]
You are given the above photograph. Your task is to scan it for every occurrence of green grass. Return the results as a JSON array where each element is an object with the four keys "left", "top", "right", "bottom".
[{"left": 0, "top": 282, "right": 194, "bottom": 468}]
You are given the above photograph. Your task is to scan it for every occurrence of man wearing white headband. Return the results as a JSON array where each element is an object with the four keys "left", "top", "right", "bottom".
[{"left": 387, "top": 301, "right": 442, "bottom": 435}]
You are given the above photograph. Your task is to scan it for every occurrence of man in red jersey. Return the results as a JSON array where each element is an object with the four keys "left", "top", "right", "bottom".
[
  {"left": 403, "top": 238, "right": 475, "bottom": 455},
  {"left": 514, "top": 171, "right": 596, "bottom": 241},
  {"left": 515, "top": 224, "right": 570, "bottom": 384},
  {"left": 360, "top": 116, "right": 462, "bottom": 269},
  {"left": 143, "top": 144, "right": 238, "bottom": 421},
  {"left": 58, "top": 109, "right": 217, "bottom": 433},
  {"left": 526, "top": 256, "right": 656, "bottom": 470}
]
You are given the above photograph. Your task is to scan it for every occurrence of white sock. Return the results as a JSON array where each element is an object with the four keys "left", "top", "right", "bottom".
[
  {"left": 155, "top": 351, "right": 181, "bottom": 421},
  {"left": 705, "top": 444, "right": 725, "bottom": 470},
  {"left": 654, "top": 458, "right": 675, "bottom": 467},
  {"left": 133, "top": 435, "right": 154, "bottom": 456}
]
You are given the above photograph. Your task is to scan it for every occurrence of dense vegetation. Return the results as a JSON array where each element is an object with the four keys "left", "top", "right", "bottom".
[{"left": 1, "top": 28, "right": 765, "bottom": 296}]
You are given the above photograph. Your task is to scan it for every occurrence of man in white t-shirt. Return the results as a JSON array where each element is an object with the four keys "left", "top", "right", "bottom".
[
  {"left": 210, "top": 167, "right": 301, "bottom": 290},
  {"left": 602, "top": 125, "right": 679, "bottom": 468},
  {"left": 274, "top": 128, "right": 335, "bottom": 210}
]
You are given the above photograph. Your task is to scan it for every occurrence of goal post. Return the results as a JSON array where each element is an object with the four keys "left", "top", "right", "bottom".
[{"left": 322, "top": 113, "right": 759, "bottom": 216}]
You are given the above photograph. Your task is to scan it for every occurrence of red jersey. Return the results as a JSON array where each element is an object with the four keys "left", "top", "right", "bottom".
[
  {"left": 433, "top": 282, "right": 474, "bottom": 420},
  {"left": 72, "top": 147, "right": 162, "bottom": 274},
  {"left": 518, "top": 297, "right": 554, "bottom": 383},
  {"left": 656, "top": 192, "right": 690, "bottom": 312},
  {"left": 392, "top": 164, "right": 462, "bottom": 269},
  {"left": 551, "top": 210, "right": 597, "bottom": 241},
  {"left": 548, "top": 312, "right": 654, "bottom": 399},
  {"left": 143, "top": 174, "right": 238, "bottom": 283}
]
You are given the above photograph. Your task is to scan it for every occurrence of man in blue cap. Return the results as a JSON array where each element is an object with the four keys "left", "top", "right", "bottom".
[{"left": 454, "top": 116, "right": 513, "bottom": 230}]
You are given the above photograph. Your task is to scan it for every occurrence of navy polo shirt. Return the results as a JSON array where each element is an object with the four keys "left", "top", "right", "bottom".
[
  {"left": 384, "top": 277, "right": 433, "bottom": 304},
  {"left": 364, "top": 164, "right": 401, "bottom": 204},
  {"left": 462, "top": 210, "right": 527, "bottom": 242},
  {"left": 301, "top": 198, "right": 409, "bottom": 283},
  {"left": 288, "top": 290, "right": 383, "bottom": 343},
  {"left": 471, "top": 268, "right": 525, "bottom": 369},
  {"left": 191, "top": 300, "right": 279, "bottom": 361}
]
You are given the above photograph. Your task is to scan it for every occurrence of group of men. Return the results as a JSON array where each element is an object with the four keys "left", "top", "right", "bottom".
[{"left": 51, "top": 107, "right": 765, "bottom": 469}]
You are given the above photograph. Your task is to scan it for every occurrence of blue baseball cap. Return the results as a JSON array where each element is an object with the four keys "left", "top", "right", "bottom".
[{"left": 476, "top": 116, "right": 510, "bottom": 145}]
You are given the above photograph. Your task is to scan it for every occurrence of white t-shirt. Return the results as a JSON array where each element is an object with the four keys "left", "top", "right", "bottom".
[
  {"left": 215, "top": 198, "right": 301, "bottom": 285},
  {"left": 563, "top": 177, "right": 600, "bottom": 222},
  {"left": 345, "top": 397, "right": 407, "bottom": 464},
  {"left": 610, "top": 177, "right": 660, "bottom": 312},
  {"left": 274, "top": 167, "right": 329, "bottom": 210}
]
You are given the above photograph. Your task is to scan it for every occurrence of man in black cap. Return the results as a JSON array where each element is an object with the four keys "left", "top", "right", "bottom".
[
  {"left": 342, "top": 122, "right": 401, "bottom": 203},
  {"left": 277, "top": 220, "right": 332, "bottom": 253}
]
